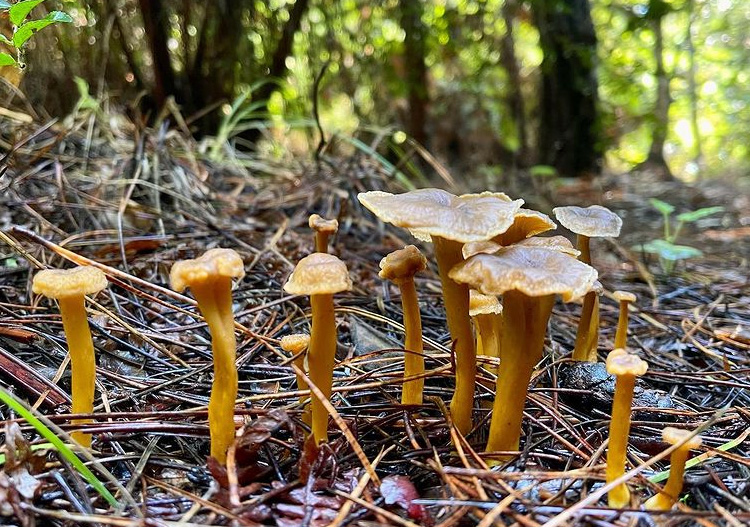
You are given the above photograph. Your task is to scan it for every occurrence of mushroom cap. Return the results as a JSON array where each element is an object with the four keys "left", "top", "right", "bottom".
[
  {"left": 492, "top": 209, "right": 556, "bottom": 245},
  {"left": 379, "top": 245, "right": 427, "bottom": 284},
  {"left": 449, "top": 246, "right": 598, "bottom": 302},
  {"left": 462, "top": 240, "right": 503, "bottom": 259},
  {"left": 662, "top": 427, "right": 702, "bottom": 449},
  {"left": 358, "top": 189, "right": 523, "bottom": 243},
  {"left": 170, "top": 248, "right": 245, "bottom": 292},
  {"left": 284, "top": 253, "right": 352, "bottom": 295},
  {"left": 613, "top": 290, "right": 637, "bottom": 303},
  {"left": 469, "top": 290, "right": 502, "bottom": 316},
  {"left": 606, "top": 348, "right": 648, "bottom": 377},
  {"left": 32, "top": 266, "right": 108, "bottom": 299},
  {"left": 553, "top": 205, "right": 623, "bottom": 238},
  {"left": 514, "top": 236, "right": 581, "bottom": 257},
  {"left": 309, "top": 214, "right": 339, "bottom": 234},
  {"left": 280, "top": 333, "right": 311, "bottom": 354}
]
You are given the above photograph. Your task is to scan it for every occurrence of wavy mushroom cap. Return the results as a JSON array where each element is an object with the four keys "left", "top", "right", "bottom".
[
  {"left": 170, "top": 248, "right": 245, "bottom": 292},
  {"left": 280, "top": 333, "right": 311, "bottom": 354},
  {"left": 33, "top": 266, "right": 108, "bottom": 299},
  {"left": 358, "top": 189, "right": 523, "bottom": 243},
  {"left": 493, "top": 209, "right": 556, "bottom": 245},
  {"left": 449, "top": 246, "right": 598, "bottom": 302},
  {"left": 613, "top": 290, "right": 637, "bottom": 303},
  {"left": 379, "top": 245, "right": 427, "bottom": 284},
  {"left": 463, "top": 240, "right": 503, "bottom": 259},
  {"left": 284, "top": 253, "right": 352, "bottom": 296},
  {"left": 662, "top": 427, "right": 702, "bottom": 449},
  {"left": 308, "top": 214, "right": 339, "bottom": 234},
  {"left": 469, "top": 290, "right": 502, "bottom": 317},
  {"left": 606, "top": 348, "right": 648, "bottom": 377},
  {"left": 514, "top": 235, "right": 581, "bottom": 256},
  {"left": 553, "top": 205, "right": 623, "bottom": 238}
]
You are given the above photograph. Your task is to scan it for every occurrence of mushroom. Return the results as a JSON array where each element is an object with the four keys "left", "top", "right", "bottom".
[
  {"left": 309, "top": 214, "right": 339, "bottom": 253},
  {"left": 32, "top": 266, "right": 108, "bottom": 447},
  {"left": 644, "top": 427, "right": 703, "bottom": 511},
  {"left": 358, "top": 189, "right": 523, "bottom": 434},
  {"left": 170, "top": 248, "right": 245, "bottom": 464},
  {"left": 612, "top": 291, "right": 637, "bottom": 350},
  {"left": 604, "top": 348, "right": 648, "bottom": 508},
  {"left": 553, "top": 205, "right": 623, "bottom": 362},
  {"left": 491, "top": 209, "right": 556, "bottom": 246},
  {"left": 469, "top": 290, "right": 503, "bottom": 361},
  {"left": 450, "top": 246, "right": 597, "bottom": 457},
  {"left": 280, "top": 333, "right": 311, "bottom": 399},
  {"left": 463, "top": 236, "right": 580, "bottom": 259},
  {"left": 284, "top": 253, "right": 352, "bottom": 443},
  {"left": 379, "top": 245, "right": 428, "bottom": 405}
]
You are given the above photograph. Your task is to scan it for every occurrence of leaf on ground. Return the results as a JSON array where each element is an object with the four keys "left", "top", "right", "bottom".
[
  {"left": 0, "top": 422, "right": 46, "bottom": 524},
  {"left": 380, "top": 474, "right": 433, "bottom": 525}
]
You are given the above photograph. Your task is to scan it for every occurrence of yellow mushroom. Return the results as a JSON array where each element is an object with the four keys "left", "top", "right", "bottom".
[
  {"left": 284, "top": 253, "right": 352, "bottom": 443},
  {"left": 644, "top": 427, "right": 702, "bottom": 511},
  {"left": 469, "top": 290, "right": 503, "bottom": 362},
  {"left": 170, "top": 248, "right": 245, "bottom": 464},
  {"left": 280, "top": 333, "right": 311, "bottom": 400},
  {"left": 32, "top": 266, "right": 108, "bottom": 448},
  {"left": 612, "top": 291, "right": 637, "bottom": 350},
  {"left": 309, "top": 214, "right": 339, "bottom": 253},
  {"left": 605, "top": 348, "right": 648, "bottom": 508}
]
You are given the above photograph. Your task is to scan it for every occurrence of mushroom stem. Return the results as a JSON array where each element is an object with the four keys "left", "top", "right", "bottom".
[
  {"left": 644, "top": 447, "right": 690, "bottom": 510},
  {"left": 577, "top": 234, "right": 591, "bottom": 265},
  {"left": 486, "top": 291, "right": 554, "bottom": 458},
  {"left": 191, "top": 278, "right": 238, "bottom": 464},
  {"left": 606, "top": 373, "right": 636, "bottom": 508},
  {"left": 58, "top": 295, "right": 96, "bottom": 447},
  {"left": 433, "top": 236, "right": 476, "bottom": 435},
  {"left": 475, "top": 313, "right": 502, "bottom": 360},
  {"left": 308, "top": 293, "right": 337, "bottom": 443},
  {"left": 315, "top": 232, "right": 330, "bottom": 254},
  {"left": 614, "top": 298, "right": 632, "bottom": 350},
  {"left": 399, "top": 277, "right": 424, "bottom": 405},
  {"left": 572, "top": 292, "right": 599, "bottom": 362}
]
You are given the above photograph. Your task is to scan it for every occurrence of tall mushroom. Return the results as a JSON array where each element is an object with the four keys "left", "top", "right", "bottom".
[
  {"left": 284, "top": 253, "right": 352, "bottom": 443},
  {"left": 170, "top": 248, "right": 245, "bottom": 464},
  {"left": 612, "top": 291, "right": 636, "bottom": 350},
  {"left": 450, "top": 247, "right": 597, "bottom": 457},
  {"left": 379, "top": 245, "right": 428, "bottom": 405},
  {"left": 644, "top": 427, "right": 702, "bottom": 511},
  {"left": 309, "top": 214, "right": 339, "bottom": 253},
  {"left": 553, "top": 205, "right": 623, "bottom": 362},
  {"left": 358, "top": 189, "right": 523, "bottom": 434},
  {"left": 32, "top": 266, "right": 108, "bottom": 447}
]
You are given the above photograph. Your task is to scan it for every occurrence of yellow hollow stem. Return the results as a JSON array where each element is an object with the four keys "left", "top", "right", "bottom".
[
  {"left": 606, "top": 374, "right": 636, "bottom": 508},
  {"left": 486, "top": 291, "right": 554, "bottom": 459},
  {"left": 308, "top": 293, "right": 336, "bottom": 443},
  {"left": 433, "top": 236, "right": 476, "bottom": 435},
  {"left": 315, "top": 232, "right": 330, "bottom": 253},
  {"left": 58, "top": 295, "right": 96, "bottom": 448},
  {"left": 614, "top": 300, "right": 631, "bottom": 350},
  {"left": 572, "top": 292, "right": 599, "bottom": 362},
  {"left": 475, "top": 313, "right": 502, "bottom": 360},
  {"left": 399, "top": 277, "right": 424, "bottom": 405},
  {"left": 644, "top": 448, "right": 690, "bottom": 510},
  {"left": 191, "top": 278, "right": 238, "bottom": 465},
  {"left": 577, "top": 234, "right": 591, "bottom": 265}
]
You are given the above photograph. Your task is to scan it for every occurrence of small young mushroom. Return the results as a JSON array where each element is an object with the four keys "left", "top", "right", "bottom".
[
  {"left": 644, "top": 427, "right": 703, "bottom": 511},
  {"left": 32, "top": 266, "right": 108, "bottom": 447},
  {"left": 553, "top": 205, "right": 623, "bottom": 362},
  {"left": 170, "top": 248, "right": 245, "bottom": 464},
  {"left": 612, "top": 291, "right": 637, "bottom": 350},
  {"left": 280, "top": 333, "right": 311, "bottom": 399},
  {"left": 309, "top": 214, "right": 339, "bottom": 253},
  {"left": 605, "top": 348, "right": 649, "bottom": 508},
  {"left": 284, "top": 253, "right": 352, "bottom": 443},
  {"left": 450, "top": 247, "right": 597, "bottom": 458},
  {"left": 469, "top": 290, "right": 503, "bottom": 361},
  {"left": 359, "top": 189, "right": 523, "bottom": 434},
  {"left": 379, "top": 245, "right": 428, "bottom": 405}
]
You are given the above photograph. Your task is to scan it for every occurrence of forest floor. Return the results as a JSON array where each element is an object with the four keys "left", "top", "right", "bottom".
[{"left": 0, "top": 112, "right": 748, "bottom": 527}]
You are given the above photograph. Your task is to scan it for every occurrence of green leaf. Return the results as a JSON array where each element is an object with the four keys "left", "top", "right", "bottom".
[
  {"left": 12, "top": 11, "right": 72, "bottom": 48},
  {"left": 676, "top": 206, "right": 724, "bottom": 223},
  {"left": 530, "top": 165, "right": 558, "bottom": 177},
  {"left": 0, "top": 52, "right": 16, "bottom": 66},
  {"left": 649, "top": 198, "right": 675, "bottom": 216},
  {"left": 9, "top": 0, "right": 45, "bottom": 26},
  {"left": 641, "top": 239, "right": 703, "bottom": 261}
]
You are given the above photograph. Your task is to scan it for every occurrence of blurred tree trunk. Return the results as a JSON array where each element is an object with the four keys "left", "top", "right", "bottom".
[
  {"left": 533, "top": 0, "right": 600, "bottom": 177},
  {"left": 138, "top": 0, "right": 177, "bottom": 109},
  {"left": 399, "top": 0, "right": 429, "bottom": 147},
  {"left": 500, "top": 0, "right": 528, "bottom": 165},
  {"left": 686, "top": 0, "right": 702, "bottom": 174},
  {"left": 646, "top": 15, "right": 672, "bottom": 178}
]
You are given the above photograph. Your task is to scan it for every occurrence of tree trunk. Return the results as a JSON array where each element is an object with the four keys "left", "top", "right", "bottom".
[
  {"left": 686, "top": 0, "right": 702, "bottom": 174},
  {"left": 399, "top": 0, "right": 429, "bottom": 147},
  {"left": 646, "top": 15, "right": 671, "bottom": 177},
  {"left": 138, "top": 0, "right": 177, "bottom": 109},
  {"left": 533, "top": 0, "right": 600, "bottom": 177},
  {"left": 500, "top": 0, "right": 528, "bottom": 166}
]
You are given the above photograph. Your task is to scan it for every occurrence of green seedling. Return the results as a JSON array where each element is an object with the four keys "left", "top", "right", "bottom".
[{"left": 0, "top": 0, "right": 72, "bottom": 68}]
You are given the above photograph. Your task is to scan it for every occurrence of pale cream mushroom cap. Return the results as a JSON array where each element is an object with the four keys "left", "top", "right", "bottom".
[
  {"left": 463, "top": 240, "right": 503, "bottom": 259},
  {"left": 553, "top": 205, "right": 623, "bottom": 238},
  {"left": 358, "top": 189, "right": 523, "bottom": 243},
  {"left": 613, "top": 290, "right": 637, "bottom": 303},
  {"left": 662, "top": 427, "right": 702, "bottom": 449},
  {"left": 309, "top": 214, "right": 339, "bottom": 234},
  {"left": 492, "top": 209, "right": 556, "bottom": 244},
  {"left": 280, "top": 333, "right": 311, "bottom": 354},
  {"left": 33, "top": 266, "right": 108, "bottom": 299},
  {"left": 606, "top": 348, "right": 648, "bottom": 377},
  {"left": 170, "top": 248, "right": 245, "bottom": 292},
  {"left": 449, "top": 246, "right": 598, "bottom": 302},
  {"left": 379, "top": 245, "right": 427, "bottom": 285},
  {"left": 284, "top": 253, "right": 352, "bottom": 295},
  {"left": 464, "top": 236, "right": 580, "bottom": 259},
  {"left": 469, "top": 290, "right": 502, "bottom": 317}
]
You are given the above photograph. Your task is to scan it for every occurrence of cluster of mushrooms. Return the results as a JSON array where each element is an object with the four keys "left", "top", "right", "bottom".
[{"left": 30, "top": 188, "right": 701, "bottom": 511}]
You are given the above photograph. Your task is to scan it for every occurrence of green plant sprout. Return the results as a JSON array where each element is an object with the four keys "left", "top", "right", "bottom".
[
  {"left": 0, "top": 0, "right": 72, "bottom": 68},
  {"left": 639, "top": 198, "right": 723, "bottom": 273}
]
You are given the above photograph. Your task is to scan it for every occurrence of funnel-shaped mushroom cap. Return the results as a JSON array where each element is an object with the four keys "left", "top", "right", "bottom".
[
  {"left": 358, "top": 189, "right": 523, "bottom": 242},
  {"left": 33, "top": 266, "right": 108, "bottom": 299},
  {"left": 280, "top": 333, "right": 311, "bottom": 354},
  {"left": 309, "top": 214, "right": 339, "bottom": 234},
  {"left": 170, "top": 248, "right": 245, "bottom": 292},
  {"left": 553, "top": 205, "right": 623, "bottom": 238},
  {"left": 606, "top": 348, "right": 648, "bottom": 376},
  {"left": 469, "top": 290, "right": 502, "bottom": 317},
  {"left": 450, "top": 246, "right": 597, "bottom": 302},
  {"left": 662, "top": 427, "right": 702, "bottom": 449},
  {"left": 493, "top": 209, "right": 556, "bottom": 244},
  {"left": 613, "top": 290, "right": 637, "bottom": 303},
  {"left": 379, "top": 245, "right": 427, "bottom": 284},
  {"left": 284, "top": 253, "right": 352, "bottom": 295}
]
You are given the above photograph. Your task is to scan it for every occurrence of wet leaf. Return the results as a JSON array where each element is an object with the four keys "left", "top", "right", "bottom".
[{"left": 380, "top": 474, "right": 432, "bottom": 525}]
